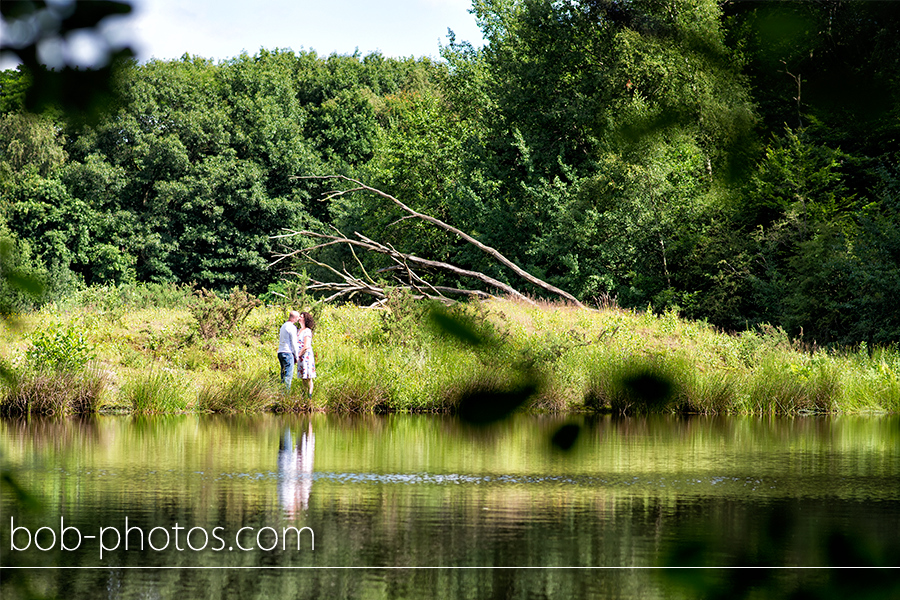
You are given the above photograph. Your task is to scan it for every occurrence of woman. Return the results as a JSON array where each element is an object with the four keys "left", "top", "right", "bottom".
[{"left": 297, "top": 312, "right": 316, "bottom": 399}]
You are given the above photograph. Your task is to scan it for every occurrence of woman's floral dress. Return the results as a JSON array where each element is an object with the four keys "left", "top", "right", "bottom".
[{"left": 298, "top": 327, "right": 316, "bottom": 379}]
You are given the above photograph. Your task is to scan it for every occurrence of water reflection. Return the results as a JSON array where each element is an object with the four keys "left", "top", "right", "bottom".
[
  {"left": 1, "top": 415, "right": 104, "bottom": 452},
  {"left": 1, "top": 413, "right": 899, "bottom": 599},
  {"left": 277, "top": 422, "right": 315, "bottom": 516}
]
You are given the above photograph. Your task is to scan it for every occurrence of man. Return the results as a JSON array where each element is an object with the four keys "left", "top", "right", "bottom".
[{"left": 277, "top": 311, "right": 301, "bottom": 390}]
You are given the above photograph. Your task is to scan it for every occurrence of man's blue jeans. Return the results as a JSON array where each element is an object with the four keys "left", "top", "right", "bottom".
[{"left": 278, "top": 352, "right": 295, "bottom": 390}]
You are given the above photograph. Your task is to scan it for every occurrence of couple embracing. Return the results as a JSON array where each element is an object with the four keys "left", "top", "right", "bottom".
[{"left": 277, "top": 311, "right": 316, "bottom": 397}]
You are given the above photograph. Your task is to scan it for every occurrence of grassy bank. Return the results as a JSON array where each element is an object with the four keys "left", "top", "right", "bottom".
[{"left": 1, "top": 284, "right": 898, "bottom": 416}]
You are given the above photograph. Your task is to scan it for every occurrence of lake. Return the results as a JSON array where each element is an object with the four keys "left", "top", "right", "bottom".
[{"left": 2, "top": 413, "right": 899, "bottom": 599}]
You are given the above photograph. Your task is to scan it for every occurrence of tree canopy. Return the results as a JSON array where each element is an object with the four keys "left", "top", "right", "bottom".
[{"left": 2, "top": 0, "right": 898, "bottom": 346}]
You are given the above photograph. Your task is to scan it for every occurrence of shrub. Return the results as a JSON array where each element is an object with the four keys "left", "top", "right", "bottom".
[
  {"left": 70, "top": 285, "right": 124, "bottom": 317},
  {"left": 190, "top": 287, "right": 262, "bottom": 343},
  {"left": 0, "top": 231, "right": 48, "bottom": 315},
  {"left": 25, "top": 320, "right": 96, "bottom": 371}
]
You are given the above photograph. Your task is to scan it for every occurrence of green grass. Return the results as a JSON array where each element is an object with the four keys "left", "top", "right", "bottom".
[
  {"left": 122, "top": 369, "right": 192, "bottom": 414},
  {"left": 196, "top": 371, "right": 281, "bottom": 414},
  {"left": 2, "top": 284, "right": 898, "bottom": 415},
  {"left": 0, "top": 366, "right": 108, "bottom": 416}
]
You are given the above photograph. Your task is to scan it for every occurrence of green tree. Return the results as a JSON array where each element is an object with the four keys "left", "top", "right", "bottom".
[
  {"left": 0, "top": 112, "right": 67, "bottom": 177},
  {"left": 0, "top": 218, "right": 48, "bottom": 314},
  {"left": 434, "top": 0, "right": 756, "bottom": 301},
  {"left": 61, "top": 55, "right": 318, "bottom": 291},
  {"left": 0, "top": 68, "right": 30, "bottom": 115},
  {"left": 724, "top": 0, "right": 900, "bottom": 157},
  {"left": 332, "top": 77, "right": 474, "bottom": 272}
]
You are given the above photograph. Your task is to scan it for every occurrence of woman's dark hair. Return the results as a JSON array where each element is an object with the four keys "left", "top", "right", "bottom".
[{"left": 300, "top": 311, "right": 315, "bottom": 332}]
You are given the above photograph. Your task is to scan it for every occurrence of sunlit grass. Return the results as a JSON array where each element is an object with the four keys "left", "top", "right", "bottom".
[
  {"left": 0, "top": 366, "right": 108, "bottom": 416},
  {"left": 122, "top": 369, "right": 192, "bottom": 414},
  {"left": 196, "top": 371, "right": 280, "bottom": 413},
  {"left": 3, "top": 285, "right": 898, "bottom": 415}
]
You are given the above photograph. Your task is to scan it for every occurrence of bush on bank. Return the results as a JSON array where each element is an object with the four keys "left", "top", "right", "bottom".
[{"left": 0, "top": 284, "right": 898, "bottom": 416}]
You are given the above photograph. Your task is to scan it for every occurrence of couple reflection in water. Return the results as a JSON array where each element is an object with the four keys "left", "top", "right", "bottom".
[{"left": 277, "top": 422, "right": 315, "bottom": 516}]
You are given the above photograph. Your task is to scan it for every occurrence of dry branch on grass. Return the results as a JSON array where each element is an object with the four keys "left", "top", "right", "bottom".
[{"left": 272, "top": 176, "right": 583, "bottom": 307}]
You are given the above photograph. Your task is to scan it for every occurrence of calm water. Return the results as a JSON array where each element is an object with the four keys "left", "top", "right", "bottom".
[{"left": 2, "top": 413, "right": 899, "bottom": 599}]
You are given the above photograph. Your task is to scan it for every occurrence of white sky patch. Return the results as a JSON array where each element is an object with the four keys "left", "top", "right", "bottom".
[
  {"left": 126, "top": 0, "right": 484, "bottom": 62},
  {"left": 0, "top": 0, "right": 484, "bottom": 70}
]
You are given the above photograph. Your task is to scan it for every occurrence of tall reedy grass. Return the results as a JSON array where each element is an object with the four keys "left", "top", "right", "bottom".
[
  {"left": 735, "top": 353, "right": 839, "bottom": 414},
  {"left": 122, "top": 369, "right": 192, "bottom": 414},
  {"left": 273, "top": 386, "right": 317, "bottom": 413},
  {"left": 581, "top": 349, "right": 686, "bottom": 414},
  {"left": 315, "top": 347, "right": 407, "bottom": 413},
  {"left": 196, "top": 371, "right": 280, "bottom": 413},
  {"left": 569, "top": 330, "right": 840, "bottom": 416},
  {"left": 0, "top": 366, "right": 108, "bottom": 416},
  {"left": 833, "top": 345, "right": 900, "bottom": 413}
]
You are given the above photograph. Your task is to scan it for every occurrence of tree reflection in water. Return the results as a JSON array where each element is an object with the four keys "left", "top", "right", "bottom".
[{"left": 277, "top": 422, "right": 315, "bottom": 516}]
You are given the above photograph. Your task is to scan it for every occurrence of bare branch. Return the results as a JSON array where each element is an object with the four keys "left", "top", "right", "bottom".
[
  {"left": 272, "top": 224, "right": 535, "bottom": 303},
  {"left": 377, "top": 266, "right": 494, "bottom": 300},
  {"left": 292, "top": 175, "right": 583, "bottom": 307},
  {"left": 353, "top": 232, "right": 534, "bottom": 303}
]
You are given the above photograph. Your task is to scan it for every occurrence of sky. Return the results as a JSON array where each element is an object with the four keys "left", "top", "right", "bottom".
[
  {"left": 119, "top": 0, "right": 485, "bottom": 63},
  {"left": 0, "top": 0, "right": 486, "bottom": 70}
]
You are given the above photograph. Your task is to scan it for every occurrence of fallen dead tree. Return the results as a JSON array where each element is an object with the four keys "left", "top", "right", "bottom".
[{"left": 271, "top": 176, "right": 583, "bottom": 308}]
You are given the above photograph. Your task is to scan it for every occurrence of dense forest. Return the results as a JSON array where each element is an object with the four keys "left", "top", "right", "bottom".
[{"left": 1, "top": 0, "right": 899, "bottom": 346}]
